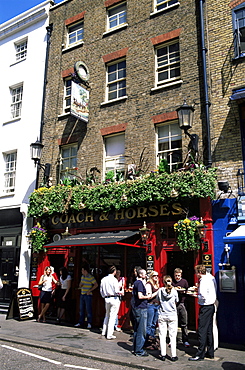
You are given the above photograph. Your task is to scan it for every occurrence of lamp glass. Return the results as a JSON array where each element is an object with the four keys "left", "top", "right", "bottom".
[
  {"left": 139, "top": 221, "right": 150, "bottom": 242},
  {"left": 30, "top": 140, "right": 44, "bottom": 162},
  {"left": 177, "top": 101, "right": 195, "bottom": 131}
]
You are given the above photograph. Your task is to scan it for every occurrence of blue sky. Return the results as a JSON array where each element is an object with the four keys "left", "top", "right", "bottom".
[{"left": 0, "top": 0, "right": 63, "bottom": 24}]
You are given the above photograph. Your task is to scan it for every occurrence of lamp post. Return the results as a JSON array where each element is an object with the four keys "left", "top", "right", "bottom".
[
  {"left": 30, "top": 139, "right": 51, "bottom": 187},
  {"left": 139, "top": 221, "right": 151, "bottom": 252},
  {"left": 196, "top": 218, "right": 208, "bottom": 251},
  {"left": 177, "top": 100, "right": 199, "bottom": 154}
]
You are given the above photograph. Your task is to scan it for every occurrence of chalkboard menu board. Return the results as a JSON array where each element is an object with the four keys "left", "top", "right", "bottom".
[{"left": 6, "top": 288, "right": 35, "bottom": 320}]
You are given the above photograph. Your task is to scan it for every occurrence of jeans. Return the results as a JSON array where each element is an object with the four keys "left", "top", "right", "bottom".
[
  {"left": 133, "top": 307, "right": 147, "bottom": 355},
  {"left": 146, "top": 303, "right": 159, "bottom": 339},
  {"left": 158, "top": 314, "right": 178, "bottom": 357},
  {"left": 102, "top": 297, "right": 120, "bottom": 339},
  {"left": 79, "top": 294, "right": 93, "bottom": 325}
]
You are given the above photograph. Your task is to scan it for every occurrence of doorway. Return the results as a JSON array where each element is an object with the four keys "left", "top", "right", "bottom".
[
  {"left": 167, "top": 251, "right": 196, "bottom": 329},
  {"left": 0, "top": 245, "right": 19, "bottom": 303}
]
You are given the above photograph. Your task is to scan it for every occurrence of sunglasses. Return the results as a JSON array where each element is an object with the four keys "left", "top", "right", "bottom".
[{"left": 153, "top": 275, "right": 158, "bottom": 277}]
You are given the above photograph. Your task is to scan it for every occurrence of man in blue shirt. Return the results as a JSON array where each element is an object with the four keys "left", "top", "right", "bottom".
[{"left": 132, "top": 268, "right": 151, "bottom": 356}]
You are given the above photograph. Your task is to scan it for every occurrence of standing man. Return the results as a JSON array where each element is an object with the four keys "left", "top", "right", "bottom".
[
  {"left": 189, "top": 265, "right": 217, "bottom": 361},
  {"left": 74, "top": 264, "right": 98, "bottom": 329},
  {"left": 132, "top": 268, "right": 152, "bottom": 357},
  {"left": 100, "top": 265, "right": 120, "bottom": 340},
  {"left": 172, "top": 267, "right": 190, "bottom": 347}
]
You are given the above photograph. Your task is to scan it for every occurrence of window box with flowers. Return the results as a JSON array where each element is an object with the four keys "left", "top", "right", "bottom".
[
  {"left": 28, "top": 223, "right": 49, "bottom": 253},
  {"left": 174, "top": 216, "right": 201, "bottom": 252}
]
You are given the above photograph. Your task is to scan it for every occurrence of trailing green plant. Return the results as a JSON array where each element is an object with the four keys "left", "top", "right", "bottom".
[
  {"left": 28, "top": 222, "right": 49, "bottom": 253},
  {"left": 174, "top": 216, "right": 201, "bottom": 252},
  {"left": 28, "top": 167, "right": 217, "bottom": 218},
  {"left": 158, "top": 158, "right": 170, "bottom": 174}
]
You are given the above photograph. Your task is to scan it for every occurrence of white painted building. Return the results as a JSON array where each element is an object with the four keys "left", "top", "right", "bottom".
[{"left": 0, "top": 1, "right": 53, "bottom": 305}]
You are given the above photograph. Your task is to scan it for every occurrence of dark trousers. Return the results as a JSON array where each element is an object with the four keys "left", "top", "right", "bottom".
[
  {"left": 177, "top": 303, "right": 188, "bottom": 343},
  {"left": 196, "top": 304, "right": 215, "bottom": 358}
]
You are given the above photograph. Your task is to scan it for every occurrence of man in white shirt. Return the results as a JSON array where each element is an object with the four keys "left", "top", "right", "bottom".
[
  {"left": 189, "top": 265, "right": 217, "bottom": 361},
  {"left": 100, "top": 265, "right": 120, "bottom": 340}
]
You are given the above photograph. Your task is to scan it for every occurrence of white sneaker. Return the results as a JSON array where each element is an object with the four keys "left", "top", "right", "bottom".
[
  {"left": 115, "top": 326, "right": 121, "bottom": 332},
  {"left": 87, "top": 323, "right": 92, "bottom": 329},
  {"left": 74, "top": 323, "right": 81, "bottom": 327},
  {"left": 107, "top": 335, "right": 116, "bottom": 340}
]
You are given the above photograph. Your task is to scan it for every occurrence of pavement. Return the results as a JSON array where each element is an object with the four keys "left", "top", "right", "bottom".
[{"left": 1, "top": 314, "right": 245, "bottom": 369}]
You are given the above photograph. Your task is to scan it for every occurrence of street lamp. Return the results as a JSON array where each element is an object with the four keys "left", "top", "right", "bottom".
[
  {"left": 139, "top": 221, "right": 151, "bottom": 252},
  {"left": 30, "top": 139, "right": 51, "bottom": 186},
  {"left": 196, "top": 218, "right": 208, "bottom": 251},
  {"left": 177, "top": 100, "right": 199, "bottom": 153}
]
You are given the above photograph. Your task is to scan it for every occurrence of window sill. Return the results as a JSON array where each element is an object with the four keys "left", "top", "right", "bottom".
[
  {"left": 151, "top": 79, "right": 183, "bottom": 92},
  {"left": 58, "top": 112, "right": 71, "bottom": 119},
  {"left": 103, "top": 23, "right": 128, "bottom": 36},
  {"left": 3, "top": 117, "right": 21, "bottom": 125},
  {"left": 150, "top": 2, "right": 180, "bottom": 17},
  {"left": 10, "top": 58, "right": 27, "bottom": 67},
  {"left": 232, "top": 54, "right": 245, "bottom": 63},
  {"left": 0, "top": 192, "right": 15, "bottom": 198},
  {"left": 62, "top": 41, "right": 84, "bottom": 52},
  {"left": 101, "top": 96, "right": 128, "bottom": 106}
]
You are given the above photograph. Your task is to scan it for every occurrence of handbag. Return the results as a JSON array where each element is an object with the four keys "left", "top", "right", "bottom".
[{"left": 38, "top": 284, "right": 43, "bottom": 291}]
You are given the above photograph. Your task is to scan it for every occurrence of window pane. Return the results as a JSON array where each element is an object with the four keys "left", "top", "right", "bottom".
[
  {"left": 68, "top": 23, "right": 83, "bottom": 44},
  {"left": 108, "top": 3, "right": 126, "bottom": 29},
  {"left": 107, "top": 60, "right": 126, "bottom": 100},
  {"left": 157, "top": 123, "right": 182, "bottom": 172},
  {"left": 105, "top": 134, "right": 125, "bottom": 156}
]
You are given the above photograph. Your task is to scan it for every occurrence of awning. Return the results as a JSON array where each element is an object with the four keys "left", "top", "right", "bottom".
[
  {"left": 223, "top": 225, "right": 245, "bottom": 243},
  {"left": 230, "top": 88, "right": 245, "bottom": 101},
  {"left": 45, "top": 230, "right": 142, "bottom": 248}
]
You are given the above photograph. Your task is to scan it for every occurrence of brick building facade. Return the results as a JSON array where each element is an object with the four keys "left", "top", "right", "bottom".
[{"left": 42, "top": 0, "right": 203, "bottom": 183}]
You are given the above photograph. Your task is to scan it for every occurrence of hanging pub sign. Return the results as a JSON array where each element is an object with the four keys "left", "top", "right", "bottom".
[{"left": 71, "top": 81, "right": 89, "bottom": 122}]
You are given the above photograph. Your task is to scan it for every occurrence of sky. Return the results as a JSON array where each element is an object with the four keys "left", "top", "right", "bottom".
[{"left": 0, "top": 0, "right": 63, "bottom": 24}]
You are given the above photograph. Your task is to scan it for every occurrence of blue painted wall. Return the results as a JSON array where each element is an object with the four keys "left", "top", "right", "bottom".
[{"left": 212, "top": 198, "right": 245, "bottom": 345}]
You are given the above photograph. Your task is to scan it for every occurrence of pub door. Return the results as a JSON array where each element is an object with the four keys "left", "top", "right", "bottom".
[
  {"left": 76, "top": 244, "right": 146, "bottom": 328},
  {"left": 0, "top": 245, "right": 20, "bottom": 303},
  {"left": 166, "top": 250, "right": 196, "bottom": 329}
]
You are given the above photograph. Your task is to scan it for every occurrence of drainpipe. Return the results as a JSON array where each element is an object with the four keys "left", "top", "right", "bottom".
[
  {"left": 35, "top": 24, "right": 53, "bottom": 190},
  {"left": 199, "top": 0, "right": 212, "bottom": 168}
]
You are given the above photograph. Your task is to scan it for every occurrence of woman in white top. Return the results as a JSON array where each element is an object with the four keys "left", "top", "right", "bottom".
[
  {"left": 156, "top": 275, "right": 179, "bottom": 362},
  {"left": 38, "top": 266, "right": 57, "bottom": 322},
  {"left": 56, "top": 267, "right": 72, "bottom": 324}
]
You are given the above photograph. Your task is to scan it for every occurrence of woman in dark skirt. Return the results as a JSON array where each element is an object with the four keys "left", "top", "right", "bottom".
[
  {"left": 38, "top": 266, "right": 58, "bottom": 322},
  {"left": 56, "top": 267, "right": 72, "bottom": 324}
]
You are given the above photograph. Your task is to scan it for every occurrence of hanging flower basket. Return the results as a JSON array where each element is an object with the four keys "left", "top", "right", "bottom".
[
  {"left": 174, "top": 216, "right": 201, "bottom": 252},
  {"left": 28, "top": 223, "right": 49, "bottom": 253}
]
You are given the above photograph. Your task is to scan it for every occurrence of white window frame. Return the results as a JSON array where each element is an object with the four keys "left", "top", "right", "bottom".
[
  {"left": 59, "top": 144, "right": 78, "bottom": 181},
  {"left": 155, "top": 40, "right": 180, "bottom": 87},
  {"left": 106, "top": 58, "right": 126, "bottom": 101},
  {"left": 233, "top": 4, "right": 245, "bottom": 58},
  {"left": 15, "top": 39, "right": 27, "bottom": 61},
  {"left": 107, "top": 2, "right": 127, "bottom": 31},
  {"left": 104, "top": 133, "right": 125, "bottom": 180},
  {"left": 156, "top": 121, "right": 182, "bottom": 172},
  {"left": 153, "top": 0, "right": 179, "bottom": 13},
  {"left": 10, "top": 84, "right": 23, "bottom": 119},
  {"left": 67, "top": 21, "right": 84, "bottom": 46},
  {"left": 63, "top": 78, "right": 72, "bottom": 113},
  {"left": 3, "top": 151, "right": 17, "bottom": 194}
]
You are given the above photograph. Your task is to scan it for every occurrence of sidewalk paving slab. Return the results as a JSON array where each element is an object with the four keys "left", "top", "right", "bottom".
[{"left": 1, "top": 315, "right": 245, "bottom": 369}]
